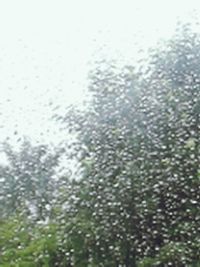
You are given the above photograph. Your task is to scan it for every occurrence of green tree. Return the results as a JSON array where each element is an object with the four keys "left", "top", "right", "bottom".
[
  {"left": 0, "top": 138, "right": 62, "bottom": 220},
  {"left": 57, "top": 24, "right": 200, "bottom": 266}
]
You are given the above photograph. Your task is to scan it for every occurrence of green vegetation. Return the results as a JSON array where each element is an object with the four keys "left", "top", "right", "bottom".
[{"left": 0, "top": 23, "right": 200, "bottom": 266}]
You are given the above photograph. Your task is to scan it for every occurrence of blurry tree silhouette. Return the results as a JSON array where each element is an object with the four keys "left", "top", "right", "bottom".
[
  {"left": 0, "top": 138, "right": 62, "bottom": 220},
  {"left": 58, "top": 23, "right": 200, "bottom": 266}
]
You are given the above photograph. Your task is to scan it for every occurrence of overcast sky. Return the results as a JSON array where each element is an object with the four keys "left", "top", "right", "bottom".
[{"left": 0, "top": 0, "right": 199, "bottom": 148}]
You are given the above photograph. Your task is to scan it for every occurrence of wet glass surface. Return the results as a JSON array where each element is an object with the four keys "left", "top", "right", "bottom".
[{"left": 0, "top": 1, "right": 200, "bottom": 266}]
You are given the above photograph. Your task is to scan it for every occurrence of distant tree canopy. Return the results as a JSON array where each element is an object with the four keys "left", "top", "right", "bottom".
[{"left": 0, "top": 138, "right": 62, "bottom": 219}]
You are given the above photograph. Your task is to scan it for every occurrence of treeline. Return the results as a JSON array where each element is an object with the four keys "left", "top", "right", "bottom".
[{"left": 0, "top": 23, "right": 200, "bottom": 266}]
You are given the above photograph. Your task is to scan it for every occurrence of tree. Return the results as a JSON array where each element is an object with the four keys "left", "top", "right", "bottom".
[
  {"left": 56, "top": 24, "right": 200, "bottom": 266},
  {"left": 0, "top": 138, "right": 62, "bottom": 220}
]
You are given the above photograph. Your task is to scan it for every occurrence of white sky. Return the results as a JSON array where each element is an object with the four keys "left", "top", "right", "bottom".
[{"left": 0, "top": 0, "right": 200, "bottom": 147}]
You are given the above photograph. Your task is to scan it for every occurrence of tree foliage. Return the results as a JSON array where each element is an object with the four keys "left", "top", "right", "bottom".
[
  {"left": 57, "top": 24, "right": 200, "bottom": 266},
  {"left": 0, "top": 23, "right": 200, "bottom": 266},
  {"left": 0, "top": 138, "right": 62, "bottom": 219}
]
